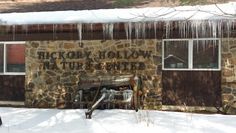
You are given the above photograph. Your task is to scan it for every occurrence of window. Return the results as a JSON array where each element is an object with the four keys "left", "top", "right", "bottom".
[
  {"left": 162, "top": 39, "right": 220, "bottom": 70},
  {"left": 164, "top": 40, "right": 188, "bottom": 69},
  {"left": 6, "top": 44, "right": 25, "bottom": 72},
  {"left": 0, "top": 42, "right": 25, "bottom": 75},
  {"left": 193, "top": 40, "right": 219, "bottom": 69}
]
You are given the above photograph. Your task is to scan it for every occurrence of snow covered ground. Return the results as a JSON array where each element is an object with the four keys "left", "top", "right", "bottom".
[{"left": 0, "top": 107, "right": 236, "bottom": 133}]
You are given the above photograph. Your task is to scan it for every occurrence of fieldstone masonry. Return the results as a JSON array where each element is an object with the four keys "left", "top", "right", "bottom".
[
  {"left": 25, "top": 40, "right": 162, "bottom": 109},
  {"left": 25, "top": 39, "right": 236, "bottom": 114},
  {"left": 221, "top": 38, "right": 236, "bottom": 114}
]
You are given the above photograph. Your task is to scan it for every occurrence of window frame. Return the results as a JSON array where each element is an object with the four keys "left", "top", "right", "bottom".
[
  {"left": 0, "top": 41, "right": 26, "bottom": 75},
  {"left": 162, "top": 38, "right": 221, "bottom": 71}
]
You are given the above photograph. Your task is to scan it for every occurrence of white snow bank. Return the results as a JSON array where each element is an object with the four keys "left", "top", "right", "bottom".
[
  {"left": 0, "top": 107, "right": 236, "bottom": 133},
  {"left": 0, "top": 2, "right": 236, "bottom": 25}
]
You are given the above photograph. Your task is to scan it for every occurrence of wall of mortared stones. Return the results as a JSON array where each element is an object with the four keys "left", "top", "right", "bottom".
[
  {"left": 24, "top": 38, "right": 236, "bottom": 114},
  {"left": 25, "top": 40, "right": 162, "bottom": 109},
  {"left": 221, "top": 38, "right": 236, "bottom": 114}
]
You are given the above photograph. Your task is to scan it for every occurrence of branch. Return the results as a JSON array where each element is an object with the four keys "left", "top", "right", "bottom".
[
  {"left": 215, "top": 3, "right": 236, "bottom": 17},
  {"left": 117, "top": 4, "right": 236, "bottom": 22}
]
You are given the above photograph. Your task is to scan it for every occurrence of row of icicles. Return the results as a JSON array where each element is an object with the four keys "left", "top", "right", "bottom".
[{"left": 1, "top": 20, "right": 236, "bottom": 41}]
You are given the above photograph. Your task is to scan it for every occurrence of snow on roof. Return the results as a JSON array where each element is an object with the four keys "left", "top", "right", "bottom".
[{"left": 0, "top": 2, "right": 236, "bottom": 25}]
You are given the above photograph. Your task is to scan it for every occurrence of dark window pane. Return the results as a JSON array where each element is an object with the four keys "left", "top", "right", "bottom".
[
  {"left": 0, "top": 45, "right": 3, "bottom": 72},
  {"left": 6, "top": 44, "right": 25, "bottom": 72},
  {"left": 164, "top": 41, "right": 188, "bottom": 69},
  {"left": 193, "top": 40, "right": 219, "bottom": 69}
]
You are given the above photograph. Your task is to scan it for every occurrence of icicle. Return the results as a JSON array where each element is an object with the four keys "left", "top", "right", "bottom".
[
  {"left": 90, "top": 23, "right": 93, "bottom": 31},
  {"left": 196, "top": 39, "right": 199, "bottom": 54},
  {"left": 102, "top": 23, "right": 114, "bottom": 39},
  {"left": 89, "top": 23, "right": 93, "bottom": 39},
  {"left": 109, "top": 23, "right": 114, "bottom": 40},
  {"left": 135, "top": 22, "right": 141, "bottom": 40},
  {"left": 142, "top": 22, "right": 146, "bottom": 39},
  {"left": 190, "top": 21, "right": 200, "bottom": 39},
  {"left": 191, "top": 21, "right": 199, "bottom": 53},
  {"left": 174, "top": 21, "right": 178, "bottom": 37},
  {"left": 12, "top": 25, "right": 15, "bottom": 41},
  {"left": 182, "top": 21, "right": 186, "bottom": 38},
  {"left": 134, "top": 23, "right": 138, "bottom": 39},
  {"left": 179, "top": 21, "right": 187, "bottom": 38},
  {"left": 199, "top": 22, "right": 203, "bottom": 38},
  {"left": 165, "top": 21, "right": 170, "bottom": 38},
  {"left": 201, "top": 21, "right": 207, "bottom": 38},
  {"left": 102, "top": 23, "right": 106, "bottom": 39},
  {"left": 190, "top": 21, "right": 194, "bottom": 38},
  {"left": 52, "top": 24, "right": 56, "bottom": 39},
  {"left": 147, "top": 22, "right": 152, "bottom": 31},
  {"left": 213, "top": 20, "right": 222, "bottom": 56},
  {"left": 196, "top": 21, "right": 199, "bottom": 39},
  {"left": 212, "top": 21, "right": 217, "bottom": 39},
  {"left": 128, "top": 22, "right": 132, "bottom": 41},
  {"left": 154, "top": 22, "right": 157, "bottom": 39},
  {"left": 127, "top": 22, "right": 132, "bottom": 45},
  {"left": 55, "top": 24, "right": 58, "bottom": 33},
  {"left": 22, "top": 25, "right": 28, "bottom": 35},
  {"left": 227, "top": 20, "right": 233, "bottom": 40},
  {"left": 184, "top": 21, "right": 187, "bottom": 38},
  {"left": 125, "top": 22, "right": 134, "bottom": 41},
  {"left": 77, "top": 23, "right": 82, "bottom": 45},
  {"left": 178, "top": 21, "right": 182, "bottom": 38},
  {"left": 226, "top": 20, "right": 231, "bottom": 45},
  {"left": 124, "top": 23, "right": 129, "bottom": 40},
  {"left": 147, "top": 22, "right": 152, "bottom": 41},
  {"left": 216, "top": 21, "right": 220, "bottom": 38},
  {"left": 208, "top": 21, "right": 212, "bottom": 38},
  {"left": 226, "top": 21, "right": 231, "bottom": 38},
  {"left": 186, "top": 21, "right": 190, "bottom": 38},
  {"left": 224, "top": 20, "right": 234, "bottom": 51}
]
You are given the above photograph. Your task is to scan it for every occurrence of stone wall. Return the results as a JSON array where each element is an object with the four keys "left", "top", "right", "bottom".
[
  {"left": 25, "top": 40, "right": 162, "bottom": 109},
  {"left": 25, "top": 38, "right": 236, "bottom": 114},
  {"left": 221, "top": 38, "right": 236, "bottom": 114}
]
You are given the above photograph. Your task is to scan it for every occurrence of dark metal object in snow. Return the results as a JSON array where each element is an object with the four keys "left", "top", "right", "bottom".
[
  {"left": 0, "top": 116, "right": 2, "bottom": 126},
  {"left": 73, "top": 75, "right": 142, "bottom": 119},
  {"left": 85, "top": 87, "right": 134, "bottom": 119}
]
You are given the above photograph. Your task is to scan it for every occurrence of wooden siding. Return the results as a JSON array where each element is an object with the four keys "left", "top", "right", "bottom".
[
  {"left": 162, "top": 71, "right": 221, "bottom": 107},
  {"left": 0, "top": 75, "right": 25, "bottom": 101}
]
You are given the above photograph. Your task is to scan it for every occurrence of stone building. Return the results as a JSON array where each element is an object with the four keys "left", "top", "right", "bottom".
[{"left": 0, "top": 1, "right": 236, "bottom": 114}]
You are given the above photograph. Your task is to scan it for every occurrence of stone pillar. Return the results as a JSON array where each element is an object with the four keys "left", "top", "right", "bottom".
[{"left": 221, "top": 39, "right": 236, "bottom": 114}]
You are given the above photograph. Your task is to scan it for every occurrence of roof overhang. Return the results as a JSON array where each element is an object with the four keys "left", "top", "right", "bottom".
[{"left": 0, "top": 2, "right": 236, "bottom": 25}]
